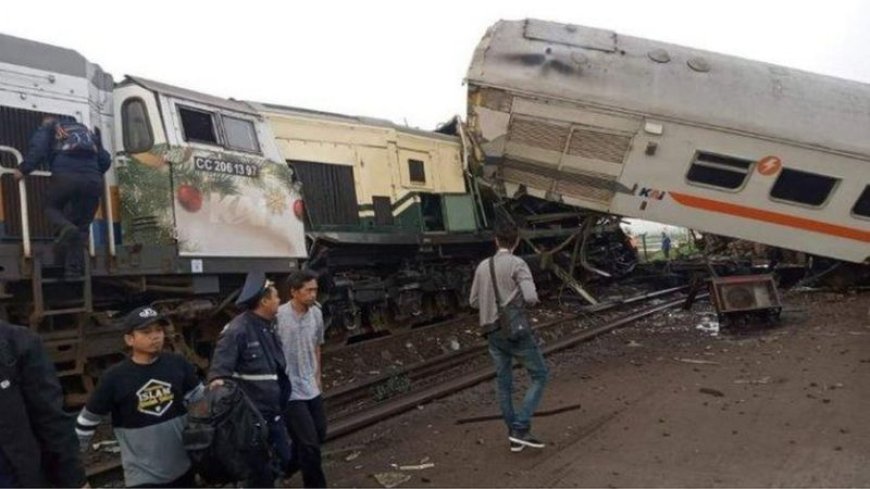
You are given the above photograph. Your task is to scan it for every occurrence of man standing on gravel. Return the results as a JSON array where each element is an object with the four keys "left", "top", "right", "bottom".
[
  {"left": 277, "top": 270, "right": 327, "bottom": 488},
  {"left": 469, "top": 221, "right": 549, "bottom": 453}
]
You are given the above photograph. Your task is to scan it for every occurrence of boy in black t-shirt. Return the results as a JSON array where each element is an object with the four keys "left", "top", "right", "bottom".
[{"left": 76, "top": 306, "right": 204, "bottom": 488}]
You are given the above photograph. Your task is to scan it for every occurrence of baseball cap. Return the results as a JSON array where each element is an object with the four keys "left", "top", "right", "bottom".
[{"left": 123, "top": 306, "right": 168, "bottom": 333}]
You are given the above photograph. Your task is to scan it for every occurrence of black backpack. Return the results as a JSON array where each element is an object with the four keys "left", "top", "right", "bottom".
[{"left": 183, "top": 379, "right": 270, "bottom": 485}]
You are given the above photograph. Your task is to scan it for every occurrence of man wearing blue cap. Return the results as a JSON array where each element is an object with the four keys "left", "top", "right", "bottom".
[{"left": 208, "top": 271, "right": 292, "bottom": 488}]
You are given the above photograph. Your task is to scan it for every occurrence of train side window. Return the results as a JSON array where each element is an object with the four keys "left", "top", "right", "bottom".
[
  {"left": 686, "top": 152, "right": 753, "bottom": 190},
  {"left": 408, "top": 159, "right": 426, "bottom": 184},
  {"left": 222, "top": 115, "right": 260, "bottom": 153},
  {"left": 770, "top": 168, "right": 839, "bottom": 207},
  {"left": 121, "top": 98, "right": 154, "bottom": 153},
  {"left": 852, "top": 185, "right": 870, "bottom": 218},
  {"left": 179, "top": 106, "right": 218, "bottom": 145}
]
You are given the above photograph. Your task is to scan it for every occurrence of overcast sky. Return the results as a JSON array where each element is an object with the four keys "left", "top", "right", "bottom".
[{"left": 4, "top": 0, "right": 870, "bottom": 130}]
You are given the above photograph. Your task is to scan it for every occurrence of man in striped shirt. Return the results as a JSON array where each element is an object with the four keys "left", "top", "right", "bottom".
[{"left": 76, "top": 306, "right": 204, "bottom": 488}]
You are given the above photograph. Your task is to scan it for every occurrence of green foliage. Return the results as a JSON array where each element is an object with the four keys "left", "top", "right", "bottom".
[{"left": 116, "top": 157, "right": 174, "bottom": 244}]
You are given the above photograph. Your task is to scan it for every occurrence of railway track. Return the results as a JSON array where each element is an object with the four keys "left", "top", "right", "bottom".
[{"left": 324, "top": 286, "right": 697, "bottom": 439}]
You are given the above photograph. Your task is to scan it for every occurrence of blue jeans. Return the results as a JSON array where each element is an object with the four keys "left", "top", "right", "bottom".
[{"left": 487, "top": 330, "right": 549, "bottom": 433}]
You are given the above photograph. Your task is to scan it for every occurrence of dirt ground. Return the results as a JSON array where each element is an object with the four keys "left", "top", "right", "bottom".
[{"left": 312, "top": 291, "right": 870, "bottom": 488}]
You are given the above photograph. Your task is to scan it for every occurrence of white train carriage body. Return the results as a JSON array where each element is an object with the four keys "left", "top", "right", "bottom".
[{"left": 467, "top": 19, "right": 870, "bottom": 263}]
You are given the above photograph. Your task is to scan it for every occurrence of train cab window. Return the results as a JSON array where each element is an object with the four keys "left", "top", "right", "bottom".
[
  {"left": 852, "top": 185, "right": 870, "bottom": 218},
  {"left": 770, "top": 168, "right": 838, "bottom": 207},
  {"left": 179, "top": 106, "right": 218, "bottom": 145},
  {"left": 121, "top": 98, "right": 154, "bottom": 153},
  {"left": 686, "top": 151, "right": 753, "bottom": 190},
  {"left": 408, "top": 159, "right": 426, "bottom": 184},
  {"left": 222, "top": 115, "right": 260, "bottom": 153}
]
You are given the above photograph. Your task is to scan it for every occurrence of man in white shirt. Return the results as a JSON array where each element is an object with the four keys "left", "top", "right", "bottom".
[{"left": 277, "top": 270, "right": 327, "bottom": 488}]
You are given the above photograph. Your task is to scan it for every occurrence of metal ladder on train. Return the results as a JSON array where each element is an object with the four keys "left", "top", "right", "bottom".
[
  {"left": 0, "top": 145, "right": 104, "bottom": 398},
  {"left": 29, "top": 252, "right": 94, "bottom": 383}
]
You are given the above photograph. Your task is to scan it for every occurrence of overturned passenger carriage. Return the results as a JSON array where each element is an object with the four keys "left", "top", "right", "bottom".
[{"left": 466, "top": 19, "right": 870, "bottom": 264}]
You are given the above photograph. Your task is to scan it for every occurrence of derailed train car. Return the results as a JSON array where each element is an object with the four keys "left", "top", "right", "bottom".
[
  {"left": 251, "top": 102, "right": 493, "bottom": 338},
  {"left": 466, "top": 19, "right": 870, "bottom": 264}
]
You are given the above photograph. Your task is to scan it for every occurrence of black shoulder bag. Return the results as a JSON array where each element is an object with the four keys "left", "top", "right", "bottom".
[{"left": 489, "top": 255, "right": 532, "bottom": 341}]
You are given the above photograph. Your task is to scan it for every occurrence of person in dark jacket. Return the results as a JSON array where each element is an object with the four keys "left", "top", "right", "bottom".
[
  {"left": 0, "top": 320, "right": 87, "bottom": 488},
  {"left": 208, "top": 271, "right": 293, "bottom": 488},
  {"left": 12, "top": 115, "right": 111, "bottom": 279}
]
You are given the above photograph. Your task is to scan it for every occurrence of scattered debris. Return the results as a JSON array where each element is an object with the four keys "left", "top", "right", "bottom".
[
  {"left": 345, "top": 451, "right": 362, "bottom": 462},
  {"left": 91, "top": 440, "right": 120, "bottom": 453},
  {"left": 699, "top": 387, "right": 725, "bottom": 398},
  {"left": 627, "top": 340, "right": 642, "bottom": 348},
  {"left": 392, "top": 463, "right": 435, "bottom": 471},
  {"left": 734, "top": 376, "right": 771, "bottom": 385},
  {"left": 696, "top": 316, "right": 720, "bottom": 336},
  {"left": 675, "top": 358, "right": 720, "bottom": 365},
  {"left": 373, "top": 472, "right": 412, "bottom": 488}
]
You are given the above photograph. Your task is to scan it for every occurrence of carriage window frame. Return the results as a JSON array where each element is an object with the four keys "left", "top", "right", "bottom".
[
  {"left": 851, "top": 184, "right": 870, "bottom": 219},
  {"left": 221, "top": 114, "right": 261, "bottom": 154},
  {"left": 769, "top": 167, "right": 839, "bottom": 209},
  {"left": 178, "top": 105, "right": 220, "bottom": 146},
  {"left": 121, "top": 97, "right": 154, "bottom": 153},
  {"left": 685, "top": 151, "right": 754, "bottom": 192}
]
